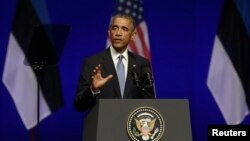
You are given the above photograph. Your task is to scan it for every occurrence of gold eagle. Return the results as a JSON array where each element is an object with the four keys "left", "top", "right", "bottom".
[{"left": 135, "top": 118, "right": 156, "bottom": 135}]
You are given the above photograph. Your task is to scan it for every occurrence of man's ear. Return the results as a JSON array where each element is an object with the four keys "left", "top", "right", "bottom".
[{"left": 131, "top": 31, "right": 136, "bottom": 40}]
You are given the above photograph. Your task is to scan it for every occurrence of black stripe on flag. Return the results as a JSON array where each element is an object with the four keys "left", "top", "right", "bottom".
[
  {"left": 217, "top": 0, "right": 250, "bottom": 109},
  {"left": 13, "top": 0, "right": 63, "bottom": 112}
]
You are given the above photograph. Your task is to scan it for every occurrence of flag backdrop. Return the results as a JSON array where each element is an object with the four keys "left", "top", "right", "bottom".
[
  {"left": 207, "top": 0, "right": 250, "bottom": 124},
  {"left": 107, "top": 0, "right": 151, "bottom": 61},
  {"left": 2, "top": 0, "right": 63, "bottom": 130}
]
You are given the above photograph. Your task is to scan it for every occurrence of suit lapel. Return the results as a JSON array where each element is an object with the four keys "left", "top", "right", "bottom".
[
  {"left": 101, "top": 48, "right": 121, "bottom": 98},
  {"left": 123, "top": 51, "right": 136, "bottom": 98}
]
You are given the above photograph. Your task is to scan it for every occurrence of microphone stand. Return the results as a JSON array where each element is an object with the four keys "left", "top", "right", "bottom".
[
  {"left": 132, "top": 71, "right": 154, "bottom": 97},
  {"left": 31, "top": 61, "right": 44, "bottom": 141}
]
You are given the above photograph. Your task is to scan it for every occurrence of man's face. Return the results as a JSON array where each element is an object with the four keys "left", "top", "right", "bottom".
[{"left": 108, "top": 17, "right": 136, "bottom": 53}]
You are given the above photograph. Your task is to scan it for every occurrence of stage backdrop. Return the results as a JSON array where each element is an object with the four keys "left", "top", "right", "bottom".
[{"left": 0, "top": 0, "right": 249, "bottom": 141}]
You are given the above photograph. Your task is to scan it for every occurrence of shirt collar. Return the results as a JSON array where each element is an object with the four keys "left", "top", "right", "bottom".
[{"left": 110, "top": 45, "right": 128, "bottom": 61}]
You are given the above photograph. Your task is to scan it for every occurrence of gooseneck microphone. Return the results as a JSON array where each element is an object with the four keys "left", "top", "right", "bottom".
[
  {"left": 131, "top": 64, "right": 155, "bottom": 98},
  {"left": 143, "top": 67, "right": 154, "bottom": 88},
  {"left": 144, "top": 72, "right": 154, "bottom": 87},
  {"left": 131, "top": 64, "right": 154, "bottom": 88},
  {"left": 131, "top": 65, "right": 140, "bottom": 88}
]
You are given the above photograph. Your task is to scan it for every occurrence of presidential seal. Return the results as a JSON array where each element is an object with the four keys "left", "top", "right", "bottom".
[{"left": 127, "top": 107, "right": 165, "bottom": 141}]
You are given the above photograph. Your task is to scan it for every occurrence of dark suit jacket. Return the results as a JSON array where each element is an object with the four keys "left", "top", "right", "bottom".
[{"left": 74, "top": 48, "right": 155, "bottom": 111}]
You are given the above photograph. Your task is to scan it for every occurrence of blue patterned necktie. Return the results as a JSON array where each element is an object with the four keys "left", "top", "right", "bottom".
[{"left": 117, "top": 55, "right": 125, "bottom": 98}]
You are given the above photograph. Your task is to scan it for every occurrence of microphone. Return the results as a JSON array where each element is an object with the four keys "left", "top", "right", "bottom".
[
  {"left": 143, "top": 67, "right": 154, "bottom": 88},
  {"left": 131, "top": 65, "right": 155, "bottom": 98},
  {"left": 131, "top": 65, "right": 140, "bottom": 88}
]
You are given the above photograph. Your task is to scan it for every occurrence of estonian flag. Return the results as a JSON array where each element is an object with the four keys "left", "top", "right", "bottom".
[
  {"left": 207, "top": 0, "right": 250, "bottom": 124},
  {"left": 2, "top": 0, "right": 63, "bottom": 130}
]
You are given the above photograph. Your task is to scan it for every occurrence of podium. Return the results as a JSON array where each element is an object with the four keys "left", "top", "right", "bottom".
[{"left": 83, "top": 99, "right": 192, "bottom": 141}]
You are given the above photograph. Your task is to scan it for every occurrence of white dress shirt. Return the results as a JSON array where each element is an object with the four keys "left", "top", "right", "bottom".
[{"left": 110, "top": 45, "right": 128, "bottom": 80}]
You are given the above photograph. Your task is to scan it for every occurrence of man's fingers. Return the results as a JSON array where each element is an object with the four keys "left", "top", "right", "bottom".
[
  {"left": 96, "top": 64, "right": 101, "bottom": 74},
  {"left": 92, "top": 64, "right": 101, "bottom": 76},
  {"left": 104, "top": 75, "right": 113, "bottom": 81}
]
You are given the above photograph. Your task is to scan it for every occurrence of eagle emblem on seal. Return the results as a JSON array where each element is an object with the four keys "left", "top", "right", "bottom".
[{"left": 127, "top": 107, "right": 165, "bottom": 141}]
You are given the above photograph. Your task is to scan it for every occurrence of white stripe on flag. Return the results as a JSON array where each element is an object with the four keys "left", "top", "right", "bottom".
[
  {"left": 207, "top": 35, "right": 249, "bottom": 124},
  {"left": 131, "top": 34, "right": 143, "bottom": 55},
  {"left": 2, "top": 33, "right": 51, "bottom": 130},
  {"left": 139, "top": 21, "right": 150, "bottom": 51}
]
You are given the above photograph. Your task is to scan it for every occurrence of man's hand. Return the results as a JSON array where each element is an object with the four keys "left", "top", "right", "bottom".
[{"left": 91, "top": 64, "right": 113, "bottom": 92}]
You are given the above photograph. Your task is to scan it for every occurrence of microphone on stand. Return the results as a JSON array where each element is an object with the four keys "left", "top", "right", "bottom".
[
  {"left": 139, "top": 66, "right": 155, "bottom": 98},
  {"left": 131, "top": 64, "right": 155, "bottom": 98},
  {"left": 143, "top": 67, "right": 154, "bottom": 88},
  {"left": 131, "top": 65, "right": 140, "bottom": 88}
]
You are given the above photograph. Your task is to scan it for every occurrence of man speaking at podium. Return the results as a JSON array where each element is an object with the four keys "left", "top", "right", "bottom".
[{"left": 74, "top": 14, "right": 155, "bottom": 112}]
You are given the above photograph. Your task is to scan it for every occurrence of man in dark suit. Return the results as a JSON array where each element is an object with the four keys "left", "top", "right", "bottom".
[{"left": 74, "top": 14, "right": 155, "bottom": 111}]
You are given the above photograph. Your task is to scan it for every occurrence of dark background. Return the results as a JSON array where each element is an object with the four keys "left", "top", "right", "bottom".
[{"left": 0, "top": 0, "right": 249, "bottom": 141}]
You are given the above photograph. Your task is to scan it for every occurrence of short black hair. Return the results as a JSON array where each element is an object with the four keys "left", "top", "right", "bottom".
[{"left": 111, "top": 13, "right": 136, "bottom": 31}]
